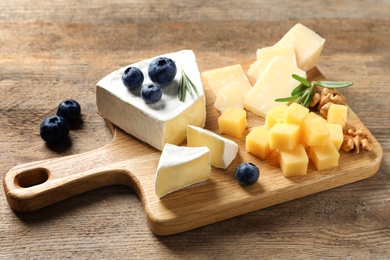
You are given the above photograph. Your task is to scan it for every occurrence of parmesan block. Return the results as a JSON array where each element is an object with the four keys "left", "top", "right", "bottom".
[
  {"left": 214, "top": 82, "right": 244, "bottom": 113},
  {"left": 275, "top": 23, "right": 325, "bottom": 71},
  {"left": 244, "top": 56, "right": 306, "bottom": 118},
  {"left": 187, "top": 125, "right": 238, "bottom": 169},
  {"left": 155, "top": 144, "right": 211, "bottom": 198},
  {"left": 201, "top": 64, "right": 252, "bottom": 97}
]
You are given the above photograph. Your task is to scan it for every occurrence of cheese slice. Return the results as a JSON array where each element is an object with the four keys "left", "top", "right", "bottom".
[
  {"left": 155, "top": 144, "right": 211, "bottom": 198},
  {"left": 201, "top": 64, "right": 252, "bottom": 97},
  {"left": 275, "top": 23, "right": 325, "bottom": 71},
  {"left": 187, "top": 125, "right": 238, "bottom": 169},
  {"left": 96, "top": 50, "right": 206, "bottom": 151},
  {"left": 248, "top": 43, "right": 297, "bottom": 82},
  {"left": 244, "top": 56, "right": 306, "bottom": 118}
]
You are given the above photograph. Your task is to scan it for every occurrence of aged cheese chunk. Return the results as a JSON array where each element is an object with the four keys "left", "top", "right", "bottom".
[
  {"left": 214, "top": 82, "right": 244, "bottom": 113},
  {"left": 284, "top": 102, "right": 309, "bottom": 126},
  {"left": 247, "top": 43, "right": 297, "bottom": 83},
  {"left": 244, "top": 56, "right": 306, "bottom": 118},
  {"left": 201, "top": 64, "right": 252, "bottom": 97},
  {"left": 306, "top": 111, "right": 327, "bottom": 123},
  {"left": 96, "top": 50, "right": 206, "bottom": 151},
  {"left": 246, "top": 125, "right": 271, "bottom": 160},
  {"left": 269, "top": 123, "right": 300, "bottom": 150},
  {"left": 327, "top": 104, "right": 348, "bottom": 127},
  {"left": 302, "top": 118, "right": 329, "bottom": 147},
  {"left": 155, "top": 144, "right": 211, "bottom": 198},
  {"left": 309, "top": 142, "right": 340, "bottom": 171},
  {"left": 187, "top": 125, "right": 238, "bottom": 169},
  {"left": 276, "top": 23, "right": 325, "bottom": 71},
  {"left": 218, "top": 108, "right": 247, "bottom": 138},
  {"left": 326, "top": 123, "right": 343, "bottom": 151},
  {"left": 278, "top": 144, "right": 309, "bottom": 176},
  {"left": 265, "top": 104, "right": 288, "bottom": 130}
]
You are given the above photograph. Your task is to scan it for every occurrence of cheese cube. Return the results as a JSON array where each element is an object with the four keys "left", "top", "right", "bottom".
[
  {"left": 327, "top": 104, "right": 348, "bottom": 127},
  {"left": 218, "top": 108, "right": 247, "bottom": 138},
  {"left": 245, "top": 125, "right": 271, "bottom": 160},
  {"left": 306, "top": 111, "right": 326, "bottom": 123},
  {"left": 214, "top": 82, "right": 244, "bottom": 113},
  {"left": 187, "top": 125, "right": 238, "bottom": 169},
  {"left": 155, "top": 144, "right": 211, "bottom": 198},
  {"left": 265, "top": 104, "right": 288, "bottom": 130},
  {"left": 244, "top": 56, "right": 306, "bottom": 118},
  {"left": 302, "top": 118, "right": 329, "bottom": 147},
  {"left": 283, "top": 102, "right": 309, "bottom": 126},
  {"left": 248, "top": 43, "right": 297, "bottom": 82},
  {"left": 269, "top": 123, "right": 300, "bottom": 150},
  {"left": 201, "top": 64, "right": 252, "bottom": 97},
  {"left": 309, "top": 142, "right": 340, "bottom": 171},
  {"left": 326, "top": 123, "right": 343, "bottom": 150},
  {"left": 276, "top": 23, "right": 325, "bottom": 71},
  {"left": 278, "top": 144, "right": 309, "bottom": 176}
]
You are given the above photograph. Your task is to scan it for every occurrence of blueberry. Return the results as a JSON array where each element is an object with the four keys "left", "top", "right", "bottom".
[
  {"left": 40, "top": 115, "right": 70, "bottom": 143},
  {"left": 235, "top": 162, "right": 260, "bottom": 185},
  {"left": 56, "top": 99, "right": 81, "bottom": 124},
  {"left": 140, "top": 83, "right": 162, "bottom": 104},
  {"left": 122, "top": 66, "right": 144, "bottom": 90},
  {"left": 148, "top": 57, "right": 177, "bottom": 86}
]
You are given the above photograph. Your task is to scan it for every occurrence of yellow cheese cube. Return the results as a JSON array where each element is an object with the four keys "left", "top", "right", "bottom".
[
  {"left": 218, "top": 108, "right": 247, "bottom": 138},
  {"left": 275, "top": 23, "right": 326, "bottom": 71},
  {"left": 302, "top": 118, "right": 329, "bottom": 146},
  {"left": 278, "top": 144, "right": 309, "bottom": 176},
  {"left": 265, "top": 104, "right": 288, "bottom": 130},
  {"left": 214, "top": 82, "right": 244, "bottom": 113},
  {"left": 283, "top": 102, "right": 309, "bottom": 125},
  {"left": 201, "top": 64, "right": 252, "bottom": 97},
  {"left": 245, "top": 125, "right": 271, "bottom": 160},
  {"left": 309, "top": 142, "right": 340, "bottom": 171},
  {"left": 269, "top": 123, "right": 300, "bottom": 150},
  {"left": 327, "top": 104, "right": 348, "bottom": 127},
  {"left": 306, "top": 111, "right": 326, "bottom": 123},
  {"left": 326, "top": 123, "right": 343, "bottom": 150}
]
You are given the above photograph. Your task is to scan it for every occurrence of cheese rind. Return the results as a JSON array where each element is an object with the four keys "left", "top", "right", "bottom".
[
  {"left": 276, "top": 23, "right": 325, "bottom": 71},
  {"left": 244, "top": 56, "right": 306, "bottom": 118},
  {"left": 96, "top": 50, "right": 206, "bottom": 151},
  {"left": 155, "top": 144, "right": 211, "bottom": 198},
  {"left": 187, "top": 125, "right": 238, "bottom": 169}
]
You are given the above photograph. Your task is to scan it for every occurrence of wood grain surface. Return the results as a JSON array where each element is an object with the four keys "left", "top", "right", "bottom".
[{"left": 1, "top": 0, "right": 389, "bottom": 258}]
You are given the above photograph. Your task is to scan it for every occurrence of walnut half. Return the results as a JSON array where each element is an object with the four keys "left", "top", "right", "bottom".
[
  {"left": 342, "top": 126, "right": 373, "bottom": 153},
  {"left": 310, "top": 87, "right": 347, "bottom": 118}
]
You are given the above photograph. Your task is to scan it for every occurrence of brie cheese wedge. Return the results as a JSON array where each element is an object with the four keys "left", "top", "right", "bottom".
[
  {"left": 96, "top": 50, "right": 206, "bottom": 151},
  {"left": 155, "top": 144, "right": 211, "bottom": 198}
]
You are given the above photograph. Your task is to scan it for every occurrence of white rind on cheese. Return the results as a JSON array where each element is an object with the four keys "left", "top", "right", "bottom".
[
  {"left": 187, "top": 125, "right": 238, "bottom": 169},
  {"left": 96, "top": 50, "right": 206, "bottom": 151},
  {"left": 155, "top": 144, "right": 211, "bottom": 198},
  {"left": 244, "top": 56, "right": 306, "bottom": 118}
]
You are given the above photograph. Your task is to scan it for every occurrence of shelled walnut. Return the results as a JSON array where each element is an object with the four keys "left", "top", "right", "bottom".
[
  {"left": 309, "top": 87, "right": 347, "bottom": 118},
  {"left": 342, "top": 126, "right": 373, "bottom": 153}
]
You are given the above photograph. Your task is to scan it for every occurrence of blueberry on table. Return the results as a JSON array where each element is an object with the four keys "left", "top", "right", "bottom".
[
  {"left": 235, "top": 162, "right": 260, "bottom": 185},
  {"left": 148, "top": 57, "right": 177, "bottom": 86},
  {"left": 40, "top": 115, "right": 70, "bottom": 143},
  {"left": 56, "top": 99, "right": 81, "bottom": 124},
  {"left": 141, "top": 83, "right": 162, "bottom": 104},
  {"left": 121, "top": 66, "right": 144, "bottom": 90}
]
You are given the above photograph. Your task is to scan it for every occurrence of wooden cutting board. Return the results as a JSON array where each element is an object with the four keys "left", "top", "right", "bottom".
[{"left": 3, "top": 61, "right": 383, "bottom": 236}]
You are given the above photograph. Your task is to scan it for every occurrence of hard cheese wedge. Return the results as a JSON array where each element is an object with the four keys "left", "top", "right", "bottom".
[
  {"left": 275, "top": 23, "right": 325, "bottom": 71},
  {"left": 244, "top": 56, "right": 306, "bottom": 118},
  {"left": 155, "top": 144, "right": 211, "bottom": 198},
  {"left": 96, "top": 50, "right": 206, "bottom": 151},
  {"left": 187, "top": 125, "right": 238, "bottom": 169}
]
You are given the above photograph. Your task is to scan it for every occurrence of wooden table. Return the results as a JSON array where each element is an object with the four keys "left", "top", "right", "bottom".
[{"left": 1, "top": 0, "right": 389, "bottom": 258}]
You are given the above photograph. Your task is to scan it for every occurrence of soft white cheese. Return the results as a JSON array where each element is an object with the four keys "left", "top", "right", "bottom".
[
  {"left": 96, "top": 50, "right": 206, "bottom": 151},
  {"left": 155, "top": 144, "right": 211, "bottom": 198}
]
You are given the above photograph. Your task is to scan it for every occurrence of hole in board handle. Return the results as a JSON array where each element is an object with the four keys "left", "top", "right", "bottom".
[{"left": 15, "top": 168, "right": 49, "bottom": 188}]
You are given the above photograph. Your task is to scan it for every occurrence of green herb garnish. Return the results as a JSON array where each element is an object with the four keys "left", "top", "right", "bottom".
[
  {"left": 275, "top": 74, "right": 353, "bottom": 108},
  {"left": 178, "top": 68, "right": 198, "bottom": 102}
]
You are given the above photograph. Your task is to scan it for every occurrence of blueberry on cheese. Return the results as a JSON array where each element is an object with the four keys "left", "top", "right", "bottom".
[
  {"left": 121, "top": 66, "right": 144, "bottom": 90},
  {"left": 96, "top": 50, "right": 206, "bottom": 151},
  {"left": 148, "top": 57, "right": 177, "bottom": 86},
  {"left": 140, "top": 83, "right": 162, "bottom": 104}
]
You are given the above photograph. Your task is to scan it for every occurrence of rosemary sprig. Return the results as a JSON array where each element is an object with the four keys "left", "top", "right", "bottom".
[
  {"left": 275, "top": 74, "right": 353, "bottom": 108},
  {"left": 178, "top": 68, "right": 198, "bottom": 102}
]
